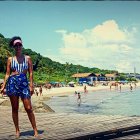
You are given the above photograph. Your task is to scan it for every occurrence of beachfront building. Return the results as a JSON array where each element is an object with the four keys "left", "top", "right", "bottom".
[
  {"left": 105, "top": 73, "right": 118, "bottom": 81},
  {"left": 71, "top": 73, "right": 107, "bottom": 84},
  {"left": 95, "top": 74, "right": 106, "bottom": 81},
  {"left": 72, "top": 73, "right": 97, "bottom": 84},
  {"left": 126, "top": 73, "right": 140, "bottom": 80},
  {"left": 71, "top": 73, "right": 119, "bottom": 84},
  {"left": 136, "top": 74, "right": 140, "bottom": 80}
]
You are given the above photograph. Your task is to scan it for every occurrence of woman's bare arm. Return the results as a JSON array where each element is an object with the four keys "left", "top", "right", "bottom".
[{"left": 28, "top": 56, "right": 34, "bottom": 95}]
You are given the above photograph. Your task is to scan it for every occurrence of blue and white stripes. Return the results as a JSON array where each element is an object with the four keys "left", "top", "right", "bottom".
[{"left": 11, "top": 56, "right": 28, "bottom": 73}]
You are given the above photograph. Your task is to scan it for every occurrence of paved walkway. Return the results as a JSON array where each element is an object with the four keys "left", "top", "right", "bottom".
[{"left": 1, "top": 106, "right": 140, "bottom": 140}]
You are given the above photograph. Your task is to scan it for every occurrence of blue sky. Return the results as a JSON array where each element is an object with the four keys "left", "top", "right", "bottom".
[{"left": 0, "top": 1, "right": 140, "bottom": 73}]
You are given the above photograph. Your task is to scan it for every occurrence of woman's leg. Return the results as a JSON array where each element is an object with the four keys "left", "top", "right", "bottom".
[
  {"left": 21, "top": 98, "right": 38, "bottom": 136},
  {"left": 9, "top": 96, "right": 20, "bottom": 137}
]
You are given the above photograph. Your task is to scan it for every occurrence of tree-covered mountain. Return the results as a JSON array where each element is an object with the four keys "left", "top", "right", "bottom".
[{"left": 0, "top": 33, "right": 118, "bottom": 84}]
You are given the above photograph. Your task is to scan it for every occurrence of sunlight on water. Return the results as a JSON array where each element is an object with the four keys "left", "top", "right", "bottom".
[{"left": 45, "top": 87, "right": 140, "bottom": 116}]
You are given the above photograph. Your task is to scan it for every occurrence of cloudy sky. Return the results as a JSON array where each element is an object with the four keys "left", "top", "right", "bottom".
[{"left": 0, "top": 1, "right": 140, "bottom": 73}]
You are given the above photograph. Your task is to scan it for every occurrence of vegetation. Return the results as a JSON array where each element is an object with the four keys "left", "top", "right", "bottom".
[{"left": 0, "top": 33, "right": 120, "bottom": 84}]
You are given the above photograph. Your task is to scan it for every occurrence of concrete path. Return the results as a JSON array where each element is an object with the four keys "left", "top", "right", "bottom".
[{"left": 1, "top": 106, "right": 140, "bottom": 140}]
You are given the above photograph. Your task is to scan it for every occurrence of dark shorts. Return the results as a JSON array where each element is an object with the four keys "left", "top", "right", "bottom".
[{"left": 6, "top": 73, "right": 31, "bottom": 99}]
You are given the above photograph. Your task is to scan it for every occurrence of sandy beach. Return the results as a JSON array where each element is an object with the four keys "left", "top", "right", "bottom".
[
  {"left": 34, "top": 82, "right": 140, "bottom": 97},
  {"left": 0, "top": 82, "right": 140, "bottom": 113}
]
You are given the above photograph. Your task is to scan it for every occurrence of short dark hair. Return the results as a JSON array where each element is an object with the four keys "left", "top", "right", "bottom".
[{"left": 9, "top": 36, "right": 22, "bottom": 47}]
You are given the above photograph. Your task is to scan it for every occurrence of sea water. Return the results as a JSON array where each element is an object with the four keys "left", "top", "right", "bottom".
[{"left": 45, "top": 87, "right": 140, "bottom": 116}]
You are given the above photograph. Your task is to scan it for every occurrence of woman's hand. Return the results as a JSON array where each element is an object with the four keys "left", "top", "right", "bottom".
[{"left": 29, "top": 86, "right": 34, "bottom": 96}]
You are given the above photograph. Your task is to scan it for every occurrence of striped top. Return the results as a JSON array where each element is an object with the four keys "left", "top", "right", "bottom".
[{"left": 11, "top": 56, "right": 28, "bottom": 73}]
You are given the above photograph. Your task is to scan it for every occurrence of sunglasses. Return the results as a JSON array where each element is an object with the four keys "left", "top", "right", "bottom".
[{"left": 13, "top": 44, "right": 22, "bottom": 48}]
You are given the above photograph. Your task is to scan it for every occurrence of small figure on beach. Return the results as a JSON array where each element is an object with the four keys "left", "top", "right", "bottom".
[
  {"left": 47, "top": 83, "right": 52, "bottom": 90},
  {"left": 130, "top": 84, "right": 133, "bottom": 91},
  {"left": 115, "top": 82, "right": 118, "bottom": 90},
  {"left": 110, "top": 85, "right": 112, "bottom": 90},
  {"left": 84, "top": 85, "right": 88, "bottom": 93},
  {"left": 134, "top": 82, "right": 137, "bottom": 88},
  {"left": 0, "top": 36, "right": 38, "bottom": 138},
  {"left": 34, "top": 88, "right": 39, "bottom": 96},
  {"left": 39, "top": 85, "right": 43, "bottom": 96},
  {"left": 75, "top": 91, "right": 78, "bottom": 95},
  {"left": 119, "top": 84, "right": 122, "bottom": 92},
  {"left": 77, "top": 92, "right": 81, "bottom": 106}
]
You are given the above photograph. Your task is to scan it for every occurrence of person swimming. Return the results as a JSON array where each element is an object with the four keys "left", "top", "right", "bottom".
[{"left": 77, "top": 92, "right": 81, "bottom": 106}]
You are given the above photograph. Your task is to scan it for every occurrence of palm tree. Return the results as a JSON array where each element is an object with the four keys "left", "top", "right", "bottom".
[{"left": 46, "top": 67, "right": 55, "bottom": 81}]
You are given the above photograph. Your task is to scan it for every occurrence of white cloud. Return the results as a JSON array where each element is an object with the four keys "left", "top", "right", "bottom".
[
  {"left": 83, "top": 20, "right": 131, "bottom": 46},
  {"left": 115, "top": 61, "right": 132, "bottom": 73},
  {"left": 87, "top": 20, "right": 127, "bottom": 44},
  {"left": 55, "top": 30, "right": 67, "bottom": 34},
  {"left": 52, "top": 19, "right": 138, "bottom": 73}
]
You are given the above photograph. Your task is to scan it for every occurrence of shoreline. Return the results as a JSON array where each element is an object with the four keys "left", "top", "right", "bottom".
[
  {"left": 35, "top": 82, "right": 140, "bottom": 98},
  {"left": 1, "top": 82, "right": 140, "bottom": 113}
]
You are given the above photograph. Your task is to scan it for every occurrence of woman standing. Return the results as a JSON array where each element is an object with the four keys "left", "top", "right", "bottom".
[{"left": 0, "top": 36, "right": 38, "bottom": 137}]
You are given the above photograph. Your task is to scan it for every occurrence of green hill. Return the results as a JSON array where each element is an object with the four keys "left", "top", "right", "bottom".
[{"left": 0, "top": 33, "right": 118, "bottom": 84}]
